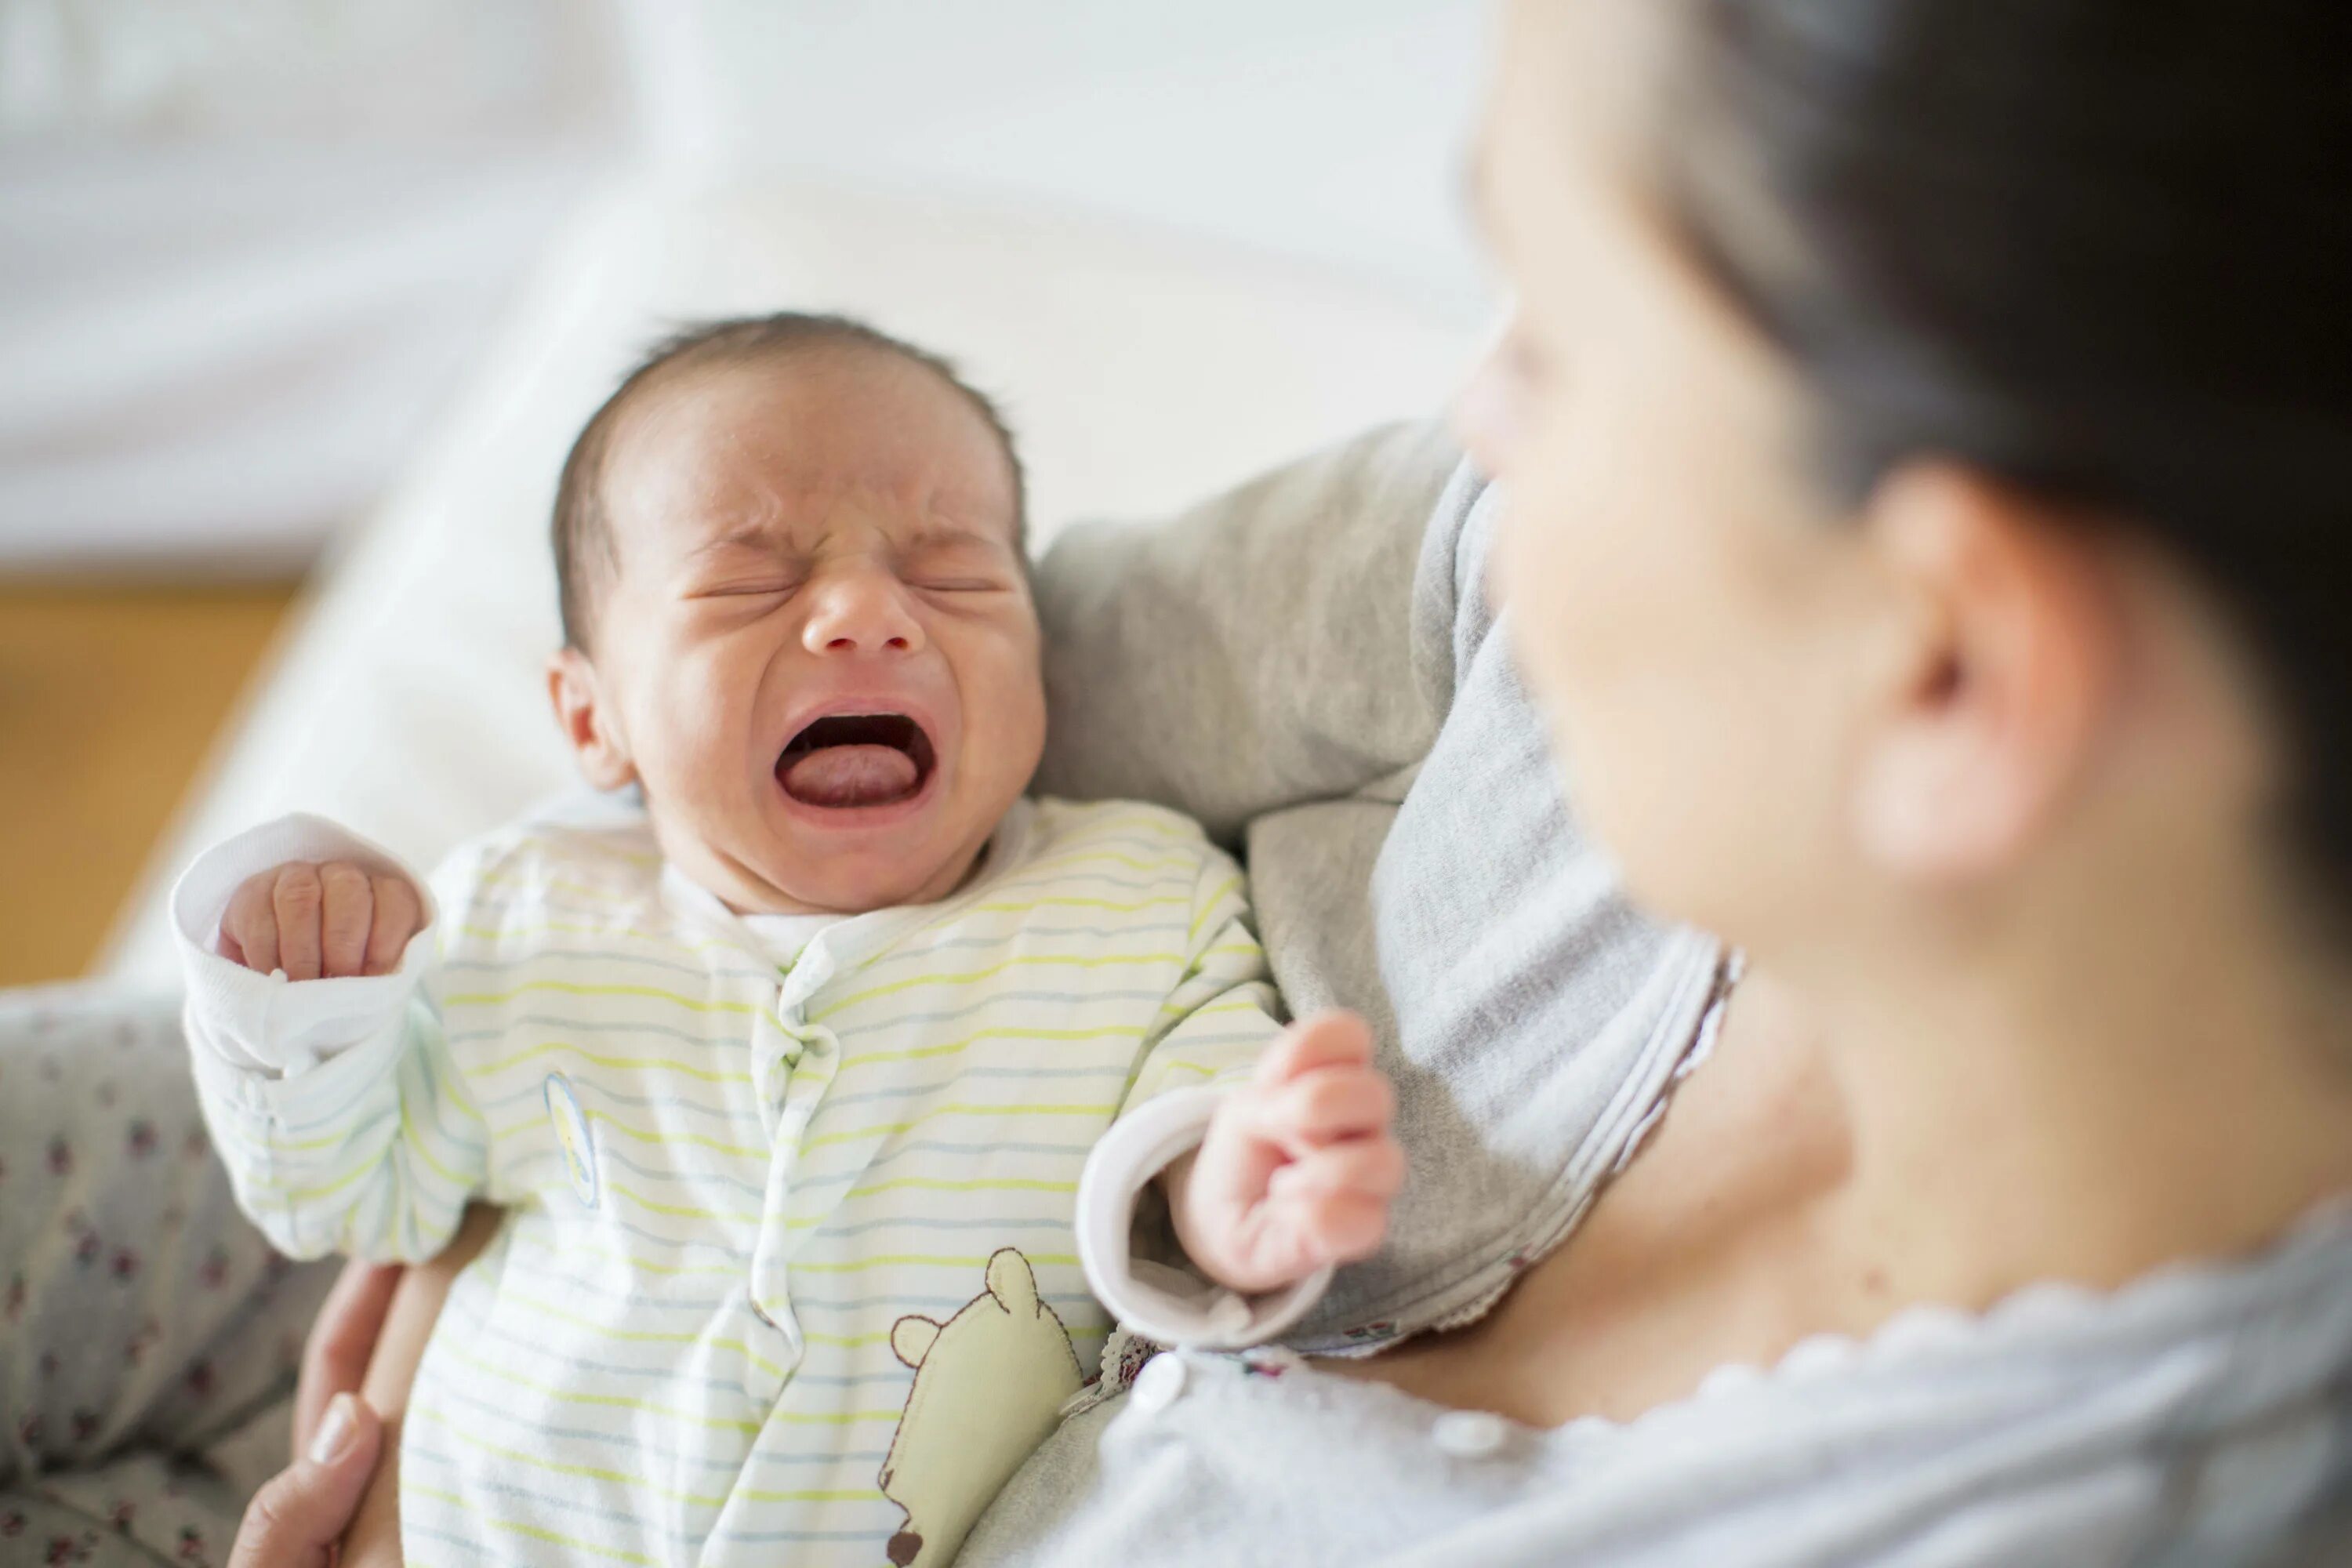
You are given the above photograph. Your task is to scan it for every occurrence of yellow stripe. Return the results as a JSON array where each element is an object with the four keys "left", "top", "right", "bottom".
[
  {"left": 434, "top": 1338, "right": 762, "bottom": 1432},
  {"left": 282, "top": 1145, "right": 379, "bottom": 1207},
  {"left": 851, "top": 1174, "right": 1079, "bottom": 1198},
  {"left": 604, "top": 1180, "right": 759, "bottom": 1225},
  {"left": 443, "top": 978, "right": 760, "bottom": 1018},
  {"left": 811, "top": 950, "right": 1185, "bottom": 1021},
  {"left": 800, "top": 1103, "right": 1116, "bottom": 1152},
  {"left": 414, "top": 1403, "right": 732, "bottom": 1508},
  {"left": 1189, "top": 873, "right": 1244, "bottom": 940},
  {"left": 786, "top": 1251, "right": 1080, "bottom": 1275},
  {"left": 549, "top": 1108, "right": 764, "bottom": 1162},
  {"left": 405, "top": 1481, "right": 659, "bottom": 1568},
  {"left": 473, "top": 1036, "right": 756, "bottom": 1085},
  {"left": 782, "top": 1174, "right": 1079, "bottom": 1229},
  {"left": 965, "top": 894, "right": 1187, "bottom": 916},
  {"left": 488, "top": 1288, "right": 785, "bottom": 1380},
  {"left": 509, "top": 1233, "right": 742, "bottom": 1279},
  {"left": 402, "top": 1097, "right": 473, "bottom": 1191},
  {"left": 835, "top": 1023, "right": 1142, "bottom": 1073},
  {"left": 739, "top": 1486, "right": 887, "bottom": 1504}
]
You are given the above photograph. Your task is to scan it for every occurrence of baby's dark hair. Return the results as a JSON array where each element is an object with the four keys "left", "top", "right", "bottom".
[{"left": 552, "top": 312, "right": 1025, "bottom": 652}]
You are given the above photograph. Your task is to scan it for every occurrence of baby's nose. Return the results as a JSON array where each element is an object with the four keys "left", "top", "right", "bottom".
[{"left": 803, "top": 572, "right": 923, "bottom": 655}]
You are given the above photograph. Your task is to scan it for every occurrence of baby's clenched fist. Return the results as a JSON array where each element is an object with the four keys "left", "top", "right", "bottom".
[
  {"left": 1169, "top": 1011, "right": 1406, "bottom": 1297},
  {"left": 219, "top": 862, "right": 424, "bottom": 981}
]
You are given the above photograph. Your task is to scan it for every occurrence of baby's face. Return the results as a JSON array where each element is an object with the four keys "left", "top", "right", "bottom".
[{"left": 557, "top": 350, "right": 1044, "bottom": 913}]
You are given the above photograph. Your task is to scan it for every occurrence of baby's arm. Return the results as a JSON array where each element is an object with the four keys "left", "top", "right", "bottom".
[
  {"left": 1078, "top": 851, "right": 1403, "bottom": 1346},
  {"left": 173, "top": 813, "right": 489, "bottom": 1263}
]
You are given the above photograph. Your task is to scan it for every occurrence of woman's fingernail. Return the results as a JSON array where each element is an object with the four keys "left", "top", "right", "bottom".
[{"left": 310, "top": 1393, "right": 358, "bottom": 1465}]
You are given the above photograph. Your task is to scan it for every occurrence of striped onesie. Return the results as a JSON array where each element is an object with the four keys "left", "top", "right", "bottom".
[{"left": 172, "top": 794, "right": 1285, "bottom": 1566}]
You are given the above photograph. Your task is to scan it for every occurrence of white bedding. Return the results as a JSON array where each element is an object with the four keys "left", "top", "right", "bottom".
[{"left": 103, "top": 173, "right": 1483, "bottom": 985}]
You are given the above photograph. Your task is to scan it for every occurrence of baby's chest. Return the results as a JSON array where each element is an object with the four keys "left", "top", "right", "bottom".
[{"left": 447, "top": 931, "right": 1178, "bottom": 1248}]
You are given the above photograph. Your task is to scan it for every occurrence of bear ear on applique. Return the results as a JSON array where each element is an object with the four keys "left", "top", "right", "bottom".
[
  {"left": 891, "top": 1316, "right": 942, "bottom": 1369},
  {"left": 983, "top": 1248, "right": 1040, "bottom": 1316}
]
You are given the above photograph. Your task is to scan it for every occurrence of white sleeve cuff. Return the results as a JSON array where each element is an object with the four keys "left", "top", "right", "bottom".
[
  {"left": 170, "top": 812, "right": 439, "bottom": 1076},
  {"left": 1076, "top": 1087, "right": 1333, "bottom": 1351}
]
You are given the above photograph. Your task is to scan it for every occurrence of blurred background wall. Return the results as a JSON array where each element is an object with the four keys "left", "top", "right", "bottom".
[
  {"left": 0, "top": 0, "right": 1491, "bottom": 986},
  {"left": 1, "top": 0, "right": 1488, "bottom": 575}
]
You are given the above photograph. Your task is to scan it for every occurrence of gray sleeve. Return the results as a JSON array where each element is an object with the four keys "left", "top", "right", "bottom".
[{"left": 1032, "top": 420, "right": 1467, "bottom": 847}]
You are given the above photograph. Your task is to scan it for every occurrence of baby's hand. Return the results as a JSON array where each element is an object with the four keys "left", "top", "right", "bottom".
[
  {"left": 1169, "top": 1011, "right": 1405, "bottom": 1296},
  {"left": 218, "top": 862, "right": 424, "bottom": 980}
]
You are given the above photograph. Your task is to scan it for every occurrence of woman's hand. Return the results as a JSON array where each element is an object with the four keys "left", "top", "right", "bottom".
[
  {"left": 1169, "top": 1011, "right": 1406, "bottom": 1294},
  {"left": 228, "top": 1392, "right": 384, "bottom": 1568},
  {"left": 293, "top": 1258, "right": 406, "bottom": 1464}
]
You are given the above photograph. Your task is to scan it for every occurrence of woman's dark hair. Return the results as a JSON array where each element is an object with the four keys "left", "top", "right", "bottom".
[{"left": 1654, "top": 0, "right": 2352, "bottom": 918}]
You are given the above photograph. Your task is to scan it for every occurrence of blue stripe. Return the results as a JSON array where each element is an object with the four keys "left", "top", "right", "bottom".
[
  {"left": 590, "top": 1141, "right": 769, "bottom": 1200},
  {"left": 1152, "top": 1027, "right": 1276, "bottom": 1050},
  {"left": 513, "top": 1202, "right": 750, "bottom": 1257},
  {"left": 413, "top": 1433, "right": 904, "bottom": 1547},
  {"left": 795, "top": 1135, "right": 1098, "bottom": 1185},
  {"left": 420, "top": 1374, "right": 769, "bottom": 1469},
  {"left": 477, "top": 1070, "right": 762, "bottom": 1128},
  {"left": 810, "top": 1213, "right": 1073, "bottom": 1240},
  {"left": 273, "top": 1063, "right": 407, "bottom": 1136},
  {"left": 404, "top": 1441, "right": 707, "bottom": 1547},
  {"left": 447, "top": 1298, "right": 770, "bottom": 1382},
  {"left": 503, "top": 1152, "right": 765, "bottom": 1230},
  {"left": 468, "top": 1253, "right": 737, "bottom": 1318},
  {"left": 815, "top": 1066, "right": 1128, "bottom": 1112},
  {"left": 447, "top": 1013, "right": 756, "bottom": 1051},
  {"left": 835, "top": 986, "right": 1167, "bottom": 1033}
]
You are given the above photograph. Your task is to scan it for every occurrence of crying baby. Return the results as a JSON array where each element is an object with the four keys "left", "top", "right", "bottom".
[{"left": 171, "top": 313, "right": 1403, "bottom": 1567}]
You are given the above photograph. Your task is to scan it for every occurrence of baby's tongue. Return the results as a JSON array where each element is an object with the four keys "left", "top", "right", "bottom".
[{"left": 781, "top": 745, "right": 920, "bottom": 808}]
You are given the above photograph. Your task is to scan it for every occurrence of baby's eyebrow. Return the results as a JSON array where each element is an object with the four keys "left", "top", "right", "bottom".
[
  {"left": 688, "top": 522, "right": 789, "bottom": 559},
  {"left": 899, "top": 521, "right": 1015, "bottom": 556}
]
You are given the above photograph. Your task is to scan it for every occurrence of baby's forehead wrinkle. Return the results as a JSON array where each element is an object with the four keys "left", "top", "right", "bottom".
[{"left": 678, "top": 474, "right": 1012, "bottom": 559}]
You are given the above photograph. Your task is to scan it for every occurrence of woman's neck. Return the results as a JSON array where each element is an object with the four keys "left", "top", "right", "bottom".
[{"left": 1794, "top": 854, "right": 2352, "bottom": 1310}]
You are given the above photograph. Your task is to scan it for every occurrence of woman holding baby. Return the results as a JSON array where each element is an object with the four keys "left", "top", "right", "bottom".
[{"left": 24, "top": 0, "right": 2352, "bottom": 1561}]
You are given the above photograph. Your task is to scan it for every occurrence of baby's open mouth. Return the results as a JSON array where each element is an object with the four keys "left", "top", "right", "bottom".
[{"left": 776, "top": 713, "right": 937, "bottom": 809}]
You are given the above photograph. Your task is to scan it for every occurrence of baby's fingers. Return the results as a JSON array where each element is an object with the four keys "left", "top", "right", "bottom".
[
  {"left": 319, "top": 863, "right": 375, "bottom": 978},
  {"left": 1259, "top": 1067, "right": 1395, "bottom": 1152},
  {"left": 1269, "top": 1136, "right": 1406, "bottom": 1203},
  {"left": 1253, "top": 1011, "right": 1374, "bottom": 1089},
  {"left": 1272, "top": 1188, "right": 1391, "bottom": 1269},
  {"left": 221, "top": 870, "right": 283, "bottom": 975},
  {"left": 273, "top": 864, "right": 325, "bottom": 981},
  {"left": 365, "top": 875, "right": 422, "bottom": 977}
]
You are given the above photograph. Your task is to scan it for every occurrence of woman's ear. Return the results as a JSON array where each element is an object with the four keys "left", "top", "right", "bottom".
[
  {"left": 1851, "top": 463, "right": 2119, "bottom": 884},
  {"left": 548, "top": 648, "right": 638, "bottom": 792}
]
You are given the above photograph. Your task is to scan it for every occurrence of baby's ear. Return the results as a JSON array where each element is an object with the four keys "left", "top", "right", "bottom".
[{"left": 548, "top": 648, "right": 637, "bottom": 791}]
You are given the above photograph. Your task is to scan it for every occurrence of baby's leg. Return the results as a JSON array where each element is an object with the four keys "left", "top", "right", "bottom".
[{"left": 0, "top": 985, "right": 336, "bottom": 1562}]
